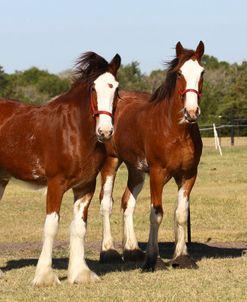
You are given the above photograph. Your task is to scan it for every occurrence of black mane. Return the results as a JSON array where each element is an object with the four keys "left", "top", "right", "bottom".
[
  {"left": 72, "top": 52, "right": 109, "bottom": 86},
  {"left": 150, "top": 48, "right": 195, "bottom": 103}
]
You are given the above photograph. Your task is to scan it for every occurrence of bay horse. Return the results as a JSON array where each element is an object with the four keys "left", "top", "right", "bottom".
[
  {"left": 0, "top": 52, "right": 121, "bottom": 285},
  {"left": 99, "top": 41, "right": 205, "bottom": 271}
]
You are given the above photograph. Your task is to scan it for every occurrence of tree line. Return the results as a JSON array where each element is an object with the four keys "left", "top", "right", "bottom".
[{"left": 0, "top": 55, "right": 246, "bottom": 134}]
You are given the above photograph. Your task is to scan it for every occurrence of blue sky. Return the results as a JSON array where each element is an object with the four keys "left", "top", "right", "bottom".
[{"left": 1, "top": 0, "right": 247, "bottom": 74}]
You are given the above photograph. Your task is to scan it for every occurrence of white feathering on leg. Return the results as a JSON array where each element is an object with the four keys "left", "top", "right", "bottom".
[
  {"left": 32, "top": 212, "right": 60, "bottom": 286},
  {"left": 68, "top": 199, "right": 100, "bottom": 284}
]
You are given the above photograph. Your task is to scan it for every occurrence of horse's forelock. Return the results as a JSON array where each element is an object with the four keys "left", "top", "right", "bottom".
[{"left": 72, "top": 52, "right": 110, "bottom": 86}]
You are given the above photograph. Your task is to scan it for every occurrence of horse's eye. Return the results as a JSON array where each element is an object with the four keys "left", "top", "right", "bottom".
[{"left": 177, "top": 71, "right": 182, "bottom": 78}]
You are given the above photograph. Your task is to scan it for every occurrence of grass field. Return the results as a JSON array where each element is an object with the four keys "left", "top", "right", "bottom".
[{"left": 0, "top": 137, "right": 247, "bottom": 301}]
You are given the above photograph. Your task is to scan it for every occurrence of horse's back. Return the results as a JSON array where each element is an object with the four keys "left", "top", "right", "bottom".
[
  {"left": 0, "top": 98, "right": 27, "bottom": 119},
  {"left": 116, "top": 90, "right": 150, "bottom": 120},
  {"left": 119, "top": 90, "right": 150, "bottom": 101}
]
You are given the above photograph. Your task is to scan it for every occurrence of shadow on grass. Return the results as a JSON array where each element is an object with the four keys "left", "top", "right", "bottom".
[
  {"left": 141, "top": 241, "right": 247, "bottom": 261},
  {"left": 1, "top": 241, "right": 246, "bottom": 276},
  {"left": 0, "top": 257, "right": 142, "bottom": 277}
]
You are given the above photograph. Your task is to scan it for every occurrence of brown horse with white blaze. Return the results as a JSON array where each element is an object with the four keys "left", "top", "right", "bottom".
[
  {"left": 99, "top": 42, "right": 205, "bottom": 270},
  {"left": 0, "top": 52, "right": 121, "bottom": 285}
]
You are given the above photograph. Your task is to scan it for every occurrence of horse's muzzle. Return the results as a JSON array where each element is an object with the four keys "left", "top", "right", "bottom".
[
  {"left": 184, "top": 107, "right": 200, "bottom": 123},
  {"left": 96, "top": 127, "right": 114, "bottom": 142}
]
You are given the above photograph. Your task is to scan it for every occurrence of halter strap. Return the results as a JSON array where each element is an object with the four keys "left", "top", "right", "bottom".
[
  {"left": 178, "top": 89, "right": 202, "bottom": 97},
  {"left": 90, "top": 91, "right": 113, "bottom": 118}
]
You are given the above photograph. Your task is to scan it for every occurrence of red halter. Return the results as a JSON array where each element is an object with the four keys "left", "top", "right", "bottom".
[
  {"left": 178, "top": 89, "right": 202, "bottom": 97},
  {"left": 90, "top": 90, "right": 113, "bottom": 118}
]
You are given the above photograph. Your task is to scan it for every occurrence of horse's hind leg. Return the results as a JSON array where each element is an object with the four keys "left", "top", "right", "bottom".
[
  {"left": 122, "top": 166, "right": 145, "bottom": 262},
  {"left": 171, "top": 174, "right": 198, "bottom": 269},
  {"left": 99, "top": 156, "right": 122, "bottom": 263},
  {"left": 32, "top": 178, "right": 66, "bottom": 286},
  {"left": 68, "top": 180, "right": 100, "bottom": 284}
]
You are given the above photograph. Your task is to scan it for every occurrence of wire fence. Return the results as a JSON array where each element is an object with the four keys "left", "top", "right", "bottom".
[
  {"left": 200, "top": 124, "right": 247, "bottom": 132},
  {"left": 199, "top": 117, "right": 247, "bottom": 145},
  {"left": 199, "top": 123, "right": 247, "bottom": 147}
]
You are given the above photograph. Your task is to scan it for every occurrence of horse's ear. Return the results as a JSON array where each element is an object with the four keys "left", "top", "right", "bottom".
[
  {"left": 176, "top": 41, "right": 184, "bottom": 57},
  {"left": 195, "top": 41, "right": 205, "bottom": 60},
  {"left": 109, "top": 54, "right": 121, "bottom": 75}
]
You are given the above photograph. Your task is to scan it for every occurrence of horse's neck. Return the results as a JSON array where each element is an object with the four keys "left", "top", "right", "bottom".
[
  {"left": 63, "top": 84, "right": 96, "bottom": 139},
  {"left": 151, "top": 94, "right": 192, "bottom": 136}
]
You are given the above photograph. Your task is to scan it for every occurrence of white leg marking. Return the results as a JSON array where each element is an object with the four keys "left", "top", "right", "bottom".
[
  {"left": 32, "top": 212, "right": 60, "bottom": 286},
  {"left": 68, "top": 198, "right": 100, "bottom": 284},
  {"left": 174, "top": 188, "right": 189, "bottom": 257},
  {"left": 123, "top": 182, "right": 144, "bottom": 250},
  {"left": 100, "top": 176, "right": 115, "bottom": 251},
  {"left": 146, "top": 206, "right": 163, "bottom": 257}
]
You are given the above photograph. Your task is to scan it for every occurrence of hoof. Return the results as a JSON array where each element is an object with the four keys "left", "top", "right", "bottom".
[
  {"left": 68, "top": 269, "right": 100, "bottom": 284},
  {"left": 142, "top": 256, "right": 167, "bottom": 272},
  {"left": 0, "top": 269, "right": 4, "bottom": 279},
  {"left": 155, "top": 257, "right": 169, "bottom": 271},
  {"left": 123, "top": 249, "right": 145, "bottom": 262},
  {"left": 32, "top": 269, "right": 61, "bottom": 287},
  {"left": 171, "top": 255, "right": 198, "bottom": 269},
  {"left": 100, "top": 249, "right": 123, "bottom": 264}
]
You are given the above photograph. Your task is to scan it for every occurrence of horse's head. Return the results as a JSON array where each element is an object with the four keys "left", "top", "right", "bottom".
[
  {"left": 176, "top": 41, "right": 205, "bottom": 124},
  {"left": 90, "top": 54, "right": 121, "bottom": 142}
]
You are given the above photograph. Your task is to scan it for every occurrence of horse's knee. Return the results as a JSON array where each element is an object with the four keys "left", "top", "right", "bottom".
[{"left": 150, "top": 205, "right": 163, "bottom": 225}]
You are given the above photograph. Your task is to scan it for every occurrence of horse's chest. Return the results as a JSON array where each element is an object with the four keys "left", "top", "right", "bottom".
[
  {"left": 71, "top": 145, "right": 106, "bottom": 184},
  {"left": 180, "top": 148, "right": 194, "bottom": 167},
  {"left": 177, "top": 143, "right": 197, "bottom": 170}
]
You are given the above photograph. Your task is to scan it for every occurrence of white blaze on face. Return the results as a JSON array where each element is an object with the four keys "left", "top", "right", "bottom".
[
  {"left": 94, "top": 72, "right": 119, "bottom": 137},
  {"left": 180, "top": 59, "right": 204, "bottom": 113}
]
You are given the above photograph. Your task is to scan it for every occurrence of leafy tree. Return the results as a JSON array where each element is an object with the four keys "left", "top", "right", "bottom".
[
  {"left": 118, "top": 62, "right": 149, "bottom": 92},
  {"left": 0, "top": 67, "right": 70, "bottom": 104},
  {"left": 37, "top": 75, "right": 69, "bottom": 97}
]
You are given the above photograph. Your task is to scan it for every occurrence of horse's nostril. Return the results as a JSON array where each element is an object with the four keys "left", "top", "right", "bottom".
[{"left": 98, "top": 129, "right": 103, "bottom": 135}]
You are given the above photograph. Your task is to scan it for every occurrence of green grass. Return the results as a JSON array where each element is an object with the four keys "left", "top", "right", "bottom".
[{"left": 0, "top": 138, "right": 247, "bottom": 301}]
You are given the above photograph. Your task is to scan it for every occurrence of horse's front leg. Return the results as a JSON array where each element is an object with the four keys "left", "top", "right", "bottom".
[
  {"left": 33, "top": 178, "right": 66, "bottom": 286},
  {"left": 171, "top": 173, "right": 198, "bottom": 269},
  {"left": 68, "top": 180, "right": 100, "bottom": 284},
  {"left": 122, "top": 166, "right": 145, "bottom": 262},
  {"left": 99, "top": 156, "right": 122, "bottom": 263},
  {"left": 143, "top": 167, "right": 168, "bottom": 271}
]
